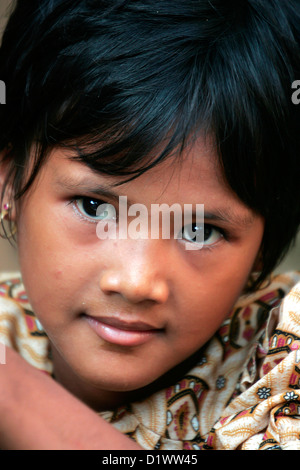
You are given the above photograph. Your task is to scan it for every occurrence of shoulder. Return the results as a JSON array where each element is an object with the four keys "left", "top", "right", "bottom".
[
  {"left": 213, "top": 274, "right": 300, "bottom": 450},
  {"left": 0, "top": 272, "right": 34, "bottom": 321},
  {"left": 0, "top": 272, "right": 52, "bottom": 373},
  {"left": 235, "top": 271, "right": 300, "bottom": 309},
  {"left": 216, "top": 271, "right": 300, "bottom": 357}
]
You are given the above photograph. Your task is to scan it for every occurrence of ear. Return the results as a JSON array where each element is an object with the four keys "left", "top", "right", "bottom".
[{"left": 0, "top": 149, "right": 16, "bottom": 221}]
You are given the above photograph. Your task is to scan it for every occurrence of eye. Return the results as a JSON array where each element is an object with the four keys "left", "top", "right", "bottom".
[
  {"left": 181, "top": 223, "right": 223, "bottom": 247},
  {"left": 73, "top": 197, "right": 116, "bottom": 221}
]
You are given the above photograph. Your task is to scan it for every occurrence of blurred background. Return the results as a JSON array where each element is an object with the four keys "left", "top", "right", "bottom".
[
  {"left": 0, "top": 0, "right": 299, "bottom": 273},
  {"left": 0, "top": 0, "right": 18, "bottom": 271}
]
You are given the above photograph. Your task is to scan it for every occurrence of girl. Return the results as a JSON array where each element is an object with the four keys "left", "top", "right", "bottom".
[{"left": 0, "top": 0, "right": 299, "bottom": 450}]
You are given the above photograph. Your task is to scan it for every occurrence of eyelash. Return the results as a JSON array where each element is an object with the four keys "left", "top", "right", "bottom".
[{"left": 68, "top": 196, "right": 230, "bottom": 246}]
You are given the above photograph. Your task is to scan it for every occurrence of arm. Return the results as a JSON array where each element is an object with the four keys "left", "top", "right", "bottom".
[{"left": 0, "top": 345, "right": 141, "bottom": 450}]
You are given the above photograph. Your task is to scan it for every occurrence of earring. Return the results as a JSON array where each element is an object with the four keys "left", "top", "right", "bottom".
[{"left": 0, "top": 203, "right": 17, "bottom": 239}]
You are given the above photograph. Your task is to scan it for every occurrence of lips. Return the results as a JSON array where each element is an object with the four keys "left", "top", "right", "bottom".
[{"left": 84, "top": 314, "right": 163, "bottom": 347}]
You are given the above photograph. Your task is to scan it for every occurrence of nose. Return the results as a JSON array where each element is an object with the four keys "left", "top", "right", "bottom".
[{"left": 99, "top": 240, "right": 170, "bottom": 304}]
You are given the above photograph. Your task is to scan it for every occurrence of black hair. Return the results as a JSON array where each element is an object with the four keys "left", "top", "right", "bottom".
[{"left": 0, "top": 0, "right": 299, "bottom": 290}]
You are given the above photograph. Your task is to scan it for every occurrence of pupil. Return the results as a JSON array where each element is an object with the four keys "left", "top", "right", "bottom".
[
  {"left": 82, "top": 198, "right": 98, "bottom": 216},
  {"left": 188, "top": 223, "right": 211, "bottom": 241}
]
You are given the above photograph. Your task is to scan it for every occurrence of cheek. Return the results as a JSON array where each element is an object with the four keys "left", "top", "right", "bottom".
[
  {"left": 17, "top": 212, "right": 73, "bottom": 318},
  {"left": 172, "top": 251, "right": 260, "bottom": 351}
]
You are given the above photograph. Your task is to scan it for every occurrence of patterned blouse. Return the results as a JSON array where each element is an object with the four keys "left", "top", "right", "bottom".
[{"left": 0, "top": 271, "right": 300, "bottom": 450}]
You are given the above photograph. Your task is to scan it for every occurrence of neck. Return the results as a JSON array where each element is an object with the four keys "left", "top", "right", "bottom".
[
  {"left": 51, "top": 345, "right": 204, "bottom": 412},
  {"left": 51, "top": 346, "right": 133, "bottom": 411}
]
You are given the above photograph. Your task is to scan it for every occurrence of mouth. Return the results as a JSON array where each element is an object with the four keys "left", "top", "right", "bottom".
[{"left": 83, "top": 314, "right": 163, "bottom": 347}]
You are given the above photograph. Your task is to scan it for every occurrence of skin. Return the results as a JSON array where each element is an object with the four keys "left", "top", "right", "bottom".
[
  {"left": 0, "top": 347, "right": 140, "bottom": 450},
  {"left": 11, "top": 136, "right": 264, "bottom": 411}
]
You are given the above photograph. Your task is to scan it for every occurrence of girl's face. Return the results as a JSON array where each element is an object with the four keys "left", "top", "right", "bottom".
[{"left": 15, "top": 137, "right": 264, "bottom": 409}]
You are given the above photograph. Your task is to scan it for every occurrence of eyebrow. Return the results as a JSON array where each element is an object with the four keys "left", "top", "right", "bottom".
[
  {"left": 56, "top": 175, "right": 255, "bottom": 228},
  {"left": 203, "top": 209, "right": 255, "bottom": 228}
]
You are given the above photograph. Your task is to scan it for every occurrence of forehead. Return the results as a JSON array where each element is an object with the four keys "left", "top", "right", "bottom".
[{"left": 49, "top": 136, "right": 226, "bottom": 196}]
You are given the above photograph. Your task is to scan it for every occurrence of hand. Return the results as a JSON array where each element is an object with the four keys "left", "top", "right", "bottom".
[{"left": 0, "top": 345, "right": 140, "bottom": 450}]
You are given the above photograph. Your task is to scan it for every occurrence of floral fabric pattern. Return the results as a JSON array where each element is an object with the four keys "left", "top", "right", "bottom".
[{"left": 0, "top": 271, "right": 300, "bottom": 450}]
